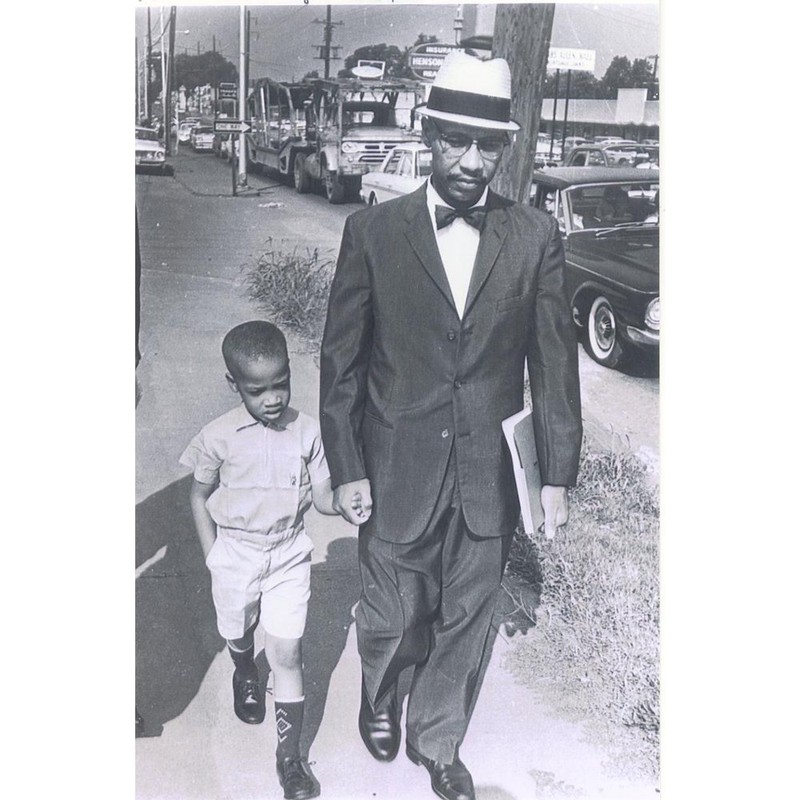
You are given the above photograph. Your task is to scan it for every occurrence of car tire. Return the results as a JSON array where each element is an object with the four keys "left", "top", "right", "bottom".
[
  {"left": 584, "top": 295, "right": 625, "bottom": 369},
  {"left": 324, "top": 168, "right": 346, "bottom": 204},
  {"left": 294, "top": 154, "right": 310, "bottom": 193}
]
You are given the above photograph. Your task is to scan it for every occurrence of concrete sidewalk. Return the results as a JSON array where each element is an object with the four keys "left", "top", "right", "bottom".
[{"left": 135, "top": 155, "right": 658, "bottom": 800}]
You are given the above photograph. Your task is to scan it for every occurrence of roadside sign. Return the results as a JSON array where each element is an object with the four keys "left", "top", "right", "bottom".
[
  {"left": 214, "top": 120, "right": 250, "bottom": 134},
  {"left": 548, "top": 47, "right": 596, "bottom": 72},
  {"left": 356, "top": 60, "right": 385, "bottom": 78},
  {"left": 218, "top": 82, "right": 237, "bottom": 100},
  {"left": 407, "top": 42, "right": 464, "bottom": 81}
]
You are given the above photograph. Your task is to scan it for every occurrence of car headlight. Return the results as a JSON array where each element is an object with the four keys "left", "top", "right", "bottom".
[
  {"left": 156, "top": 151, "right": 164, "bottom": 160},
  {"left": 341, "top": 142, "right": 359, "bottom": 153},
  {"left": 645, "top": 297, "right": 660, "bottom": 330}
]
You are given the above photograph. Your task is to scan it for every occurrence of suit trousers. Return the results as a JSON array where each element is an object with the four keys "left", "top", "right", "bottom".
[{"left": 355, "top": 451, "right": 513, "bottom": 764}]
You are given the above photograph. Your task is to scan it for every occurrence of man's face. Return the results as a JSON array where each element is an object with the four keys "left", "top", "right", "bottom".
[
  {"left": 227, "top": 355, "right": 291, "bottom": 427},
  {"left": 422, "top": 118, "right": 508, "bottom": 209}
]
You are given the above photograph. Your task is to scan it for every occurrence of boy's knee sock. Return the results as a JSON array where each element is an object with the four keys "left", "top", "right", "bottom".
[
  {"left": 227, "top": 641, "right": 256, "bottom": 675},
  {"left": 274, "top": 697, "right": 304, "bottom": 760}
]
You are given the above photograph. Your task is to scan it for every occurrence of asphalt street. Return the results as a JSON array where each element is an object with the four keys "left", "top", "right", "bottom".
[{"left": 135, "top": 147, "right": 659, "bottom": 800}]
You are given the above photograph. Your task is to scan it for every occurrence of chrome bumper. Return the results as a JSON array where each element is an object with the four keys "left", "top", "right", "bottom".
[{"left": 625, "top": 325, "right": 659, "bottom": 346}]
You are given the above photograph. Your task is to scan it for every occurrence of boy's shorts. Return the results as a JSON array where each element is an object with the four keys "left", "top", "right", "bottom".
[{"left": 205, "top": 527, "right": 313, "bottom": 640}]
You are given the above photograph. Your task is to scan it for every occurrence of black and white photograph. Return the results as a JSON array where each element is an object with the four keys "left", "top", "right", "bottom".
[{"left": 134, "top": 3, "right": 661, "bottom": 799}]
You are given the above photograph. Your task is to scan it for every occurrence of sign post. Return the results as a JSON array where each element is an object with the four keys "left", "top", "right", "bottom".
[{"left": 547, "top": 48, "right": 596, "bottom": 155}]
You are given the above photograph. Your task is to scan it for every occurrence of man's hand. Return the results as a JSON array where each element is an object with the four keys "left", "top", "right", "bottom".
[
  {"left": 540, "top": 485, "right": 569, "bottom": 540},
  {"left": 333, "top": 479, "right": 373, "bottom": 526}
]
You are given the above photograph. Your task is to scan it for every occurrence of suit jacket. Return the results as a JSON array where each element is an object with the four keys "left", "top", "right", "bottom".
[{"left": 319, "top": 183, "right": 582, "bottom": 542}]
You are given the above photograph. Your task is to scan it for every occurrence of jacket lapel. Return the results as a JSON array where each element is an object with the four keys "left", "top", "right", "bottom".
[
  {"left": 402, "top": 184, "right": 457, "bottom": 312},
  {"left": 463, "top": 189, "right": 509, "bottom": 317}
]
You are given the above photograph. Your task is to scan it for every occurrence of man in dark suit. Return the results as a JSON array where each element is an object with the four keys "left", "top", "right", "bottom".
[{"left": 320, "top": 52, "right": 582, "bottom": 800}]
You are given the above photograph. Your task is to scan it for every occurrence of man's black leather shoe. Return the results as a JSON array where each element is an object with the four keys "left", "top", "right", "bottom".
[
  {"left": 406, "top": 743, "right": 476, "bottom": 800},
  {"left": 232, "top": 667, "right": 266, "bottom": 724},
  {"left": 358, "top": 680, "right": 401, "bottom": 761},
  {"left": 276, "top": 756, "right": 320, "bottom": 800}
]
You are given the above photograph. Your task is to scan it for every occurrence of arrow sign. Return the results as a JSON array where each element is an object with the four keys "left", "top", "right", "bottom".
[{"left": 214, "top": 120, "right": 251, "bottom": 134}]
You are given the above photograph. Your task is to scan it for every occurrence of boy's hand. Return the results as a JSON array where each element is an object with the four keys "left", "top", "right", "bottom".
[
  {"left": 540, "top": 485, "right": 569, "bottom": 540},
  {"left": 333, "top": 479, "right": 373, "bottom": 526}
]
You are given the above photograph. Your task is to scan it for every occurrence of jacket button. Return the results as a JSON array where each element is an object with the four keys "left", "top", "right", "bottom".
[
  {"left": 447, "top": 330, "right": 456, "bottom": 341},
  {"left": 441, "top": 429, "right": 449, "bottom": 438}
]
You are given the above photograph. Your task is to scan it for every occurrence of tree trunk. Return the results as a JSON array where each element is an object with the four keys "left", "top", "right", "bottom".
[{"left": 492, "top": 3, "right": 555, "bottom": 204}]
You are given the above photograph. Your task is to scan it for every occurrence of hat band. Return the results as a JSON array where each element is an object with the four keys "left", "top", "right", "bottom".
[{"left": 427, "top": 86, "right": 511, "bottom": 124}]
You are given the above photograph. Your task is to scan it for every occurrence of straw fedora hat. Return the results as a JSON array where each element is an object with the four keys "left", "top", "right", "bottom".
[{"left": 416, "top": 51, "right": 520, "bottom": 132}]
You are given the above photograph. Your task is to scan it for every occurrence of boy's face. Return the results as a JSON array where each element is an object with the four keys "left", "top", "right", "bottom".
[{"left": 227, "top": 355, "right": 291, "bottom": 426}]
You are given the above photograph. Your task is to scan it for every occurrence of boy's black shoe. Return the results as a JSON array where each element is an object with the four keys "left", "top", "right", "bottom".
[
  {"left": 276, "top": 757, "right": 320, "bottom": 800},
  {"left": 232, "top": 668, "right": 265, "bottom": 724}
]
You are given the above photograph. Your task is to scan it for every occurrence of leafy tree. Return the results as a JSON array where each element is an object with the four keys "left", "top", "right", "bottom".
[
  {"left": 339, "top": 43, "right": 408, "bottom": 78},
  {"left": 543, "top": 70, "right": 600, "bottom": 99},
  {"left": 173, "top": 51, "right": 237, "bottom": 94},
  {"left": 302, "top": 69, "right": 320, "bottom": 81},
  {"left": 413, "top": 33, "right": 439, "bottom": 45},
  {"left": 339, "top": 35, "right": 440, "bottom": 79}
]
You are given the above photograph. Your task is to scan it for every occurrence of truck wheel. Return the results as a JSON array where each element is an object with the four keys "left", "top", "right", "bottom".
[
  {"left": 584, "top": 295, "right": 625, "bottom": 369},
  {"left": 294, "top": 154, "right": 310, "bottom": 193},
  {"left": 324, "top": 170, "right": 346, "bottom": 204},
  {"left": 343, "top": 176, "right": 361, "bottom": 203}
]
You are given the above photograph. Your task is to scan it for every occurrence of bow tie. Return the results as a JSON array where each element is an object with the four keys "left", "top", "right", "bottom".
[{"left": 435, "top": 204, "right": 488, "bottom": 231}]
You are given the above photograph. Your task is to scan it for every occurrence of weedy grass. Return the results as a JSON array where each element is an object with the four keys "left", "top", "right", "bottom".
[
  {"left": 243, "top": 238, "right": 336, "bottom": 348},
  {"left": 503, "top": 440, "right": 660, "bottom": 779},
  {"left": 244, "top": 241, "right": 660, "bottom": 778}
]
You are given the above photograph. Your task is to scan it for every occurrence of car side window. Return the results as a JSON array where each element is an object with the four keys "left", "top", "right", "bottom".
[
  {"left": 571, "top": 152, "right": 586, "bottom": 166},
  {"left": 588, "top": 150, "right": 605, "bottom": 166},
  {"left": 397, "top": 154, "right": 412, "bottom": 177},
  {"left": 384, "top": 151, "right": 402, "bottom": 174}
]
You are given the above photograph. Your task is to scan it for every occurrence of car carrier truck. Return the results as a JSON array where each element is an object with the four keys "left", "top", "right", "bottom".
[{"left": 246, "top": 74, "right": 425, "bottom": 204}]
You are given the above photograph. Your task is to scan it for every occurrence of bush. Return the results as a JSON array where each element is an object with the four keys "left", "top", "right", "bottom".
[
  {"left": 502, "top": 442, "right": 660, "bottom": 779},
  {"left": 243, "top": 238, "right": 335, "bottom": 348}
]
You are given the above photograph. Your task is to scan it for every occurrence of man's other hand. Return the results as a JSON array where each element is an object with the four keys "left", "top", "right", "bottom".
[
  {"left": 540, "top": 485, "right": 569, "bottom": 540},
  {"left": 333, "top": 479, "right": 373, "bottom": 526}
]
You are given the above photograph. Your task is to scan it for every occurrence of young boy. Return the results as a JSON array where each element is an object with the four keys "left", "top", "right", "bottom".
[{"left": 180, "top": 320, "right": 343, "bottom": 800}]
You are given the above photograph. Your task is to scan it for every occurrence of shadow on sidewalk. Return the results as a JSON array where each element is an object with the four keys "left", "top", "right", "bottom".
[
  {"left": 302, "top": 536, "right": 361, "bottom": 755},
  {"left": 136, "top": 477, "right": 361, "bottom": 747},
  {"left": 136, "top": 475, "right": 224, "bottom": 737}
]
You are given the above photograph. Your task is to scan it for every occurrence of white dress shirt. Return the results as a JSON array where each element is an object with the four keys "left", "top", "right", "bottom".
[{"left": 425, "top": 180, "right": 489, "bottom": 318}]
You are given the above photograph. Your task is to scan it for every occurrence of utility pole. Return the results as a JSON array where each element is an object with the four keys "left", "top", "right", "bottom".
[
  {"left": 314, "top": 5, "right": 342, "bottom": 79},
  {"left": 237, "top": 4, "right": 248, "bottom": 190},
  {"left": 491, "top": 3, "right": 555, "bottom": 203},
  {"left": 166, "top": 6, "right": 177, "bottom": 155},
  {"left": 147, "top": 7, "right": 153, "bottom": 121}
]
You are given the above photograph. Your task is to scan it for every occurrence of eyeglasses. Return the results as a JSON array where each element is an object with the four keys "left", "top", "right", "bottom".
[{"left": 430, "top": 121, "right": 509, "bottom": 159}]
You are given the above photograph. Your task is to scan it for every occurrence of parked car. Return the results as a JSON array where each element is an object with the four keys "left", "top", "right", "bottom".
[
  {"left": 530, "top": 167, "right": 659, "bottom": 369},
  {"left": 562, "top": 136, "right": 589, "bottom": 155},
  {"left": 564, "top": 142, "right": 658, "bottom": 169},
  {"left": 534, "top": 133, "right": 562, "bottom": 167},
  {"left": 212, "top": 133, "right": 240, "bottom": 159},
  {"left": 177, "top": 120, "right": 199, "bottom": 142},
  {"left": 359, "top": 143, "right": 433, "bottom": 205},
  {"left": 190, "top": 125, "right": 215, "bottom": 151},
  {"left": 135, "top": 127, "right": 168, "bottom": 174}
]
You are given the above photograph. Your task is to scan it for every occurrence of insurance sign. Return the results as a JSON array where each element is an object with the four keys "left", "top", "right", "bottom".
[{"left": 407, "top": 43, "right": 464, "bottom": 81}]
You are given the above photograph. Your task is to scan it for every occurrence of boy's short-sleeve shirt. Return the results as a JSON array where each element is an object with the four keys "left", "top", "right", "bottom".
[{"left": 179, "top": 405, "right": 329, "bottom": 536}]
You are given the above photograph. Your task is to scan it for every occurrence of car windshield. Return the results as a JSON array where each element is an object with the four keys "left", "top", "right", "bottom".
[
  {"left": 196, "top": 127, "right": 212, "bottom": 134},
  {"left": 564, "top": 181, "right": 659, "bottom": 229},
  {"left": 136, "top": 129, "right": 159, "bottom": 141}
]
